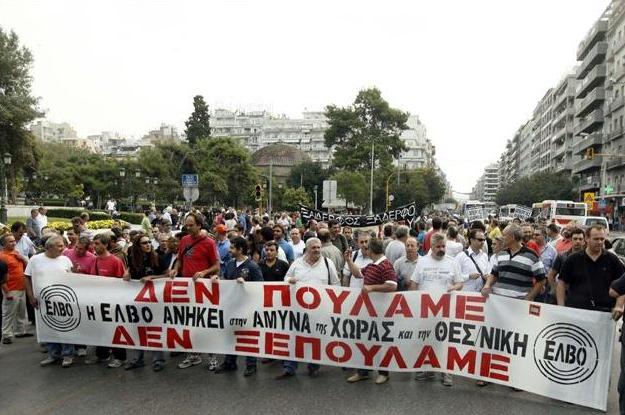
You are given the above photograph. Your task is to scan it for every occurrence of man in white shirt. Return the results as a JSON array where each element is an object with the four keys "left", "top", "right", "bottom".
[
  {"left": 455, "top": 229, "right": 491, "bottom": 293},
  {"left": 11, "top": 222, "right": 36, "bottom": 258},
  {"left": 289, "top": 228, "right": 306, "bottom": 260},
  {"left": 393, "top": 237, "right": 419, "bottom": 291},
  {"left": 445, "top": 226, "right": 464, "bottom": 257},
  {"left": 24, "top": 235, "right": 75, "bottom": 368},
  {"left": 36, "top": 207, "right": 48, "bottom": 229},
  {"left": 409, "top": 233, "right": 463, "bottom": 386},
  {"left": 279, "top": 238, "right": 339, "bottom": 379},
  {"left": 385, "top": 225, "right": 408, "bottom": 265},
  {"left": 343, "top": 231, "right": 373, "bottom": 288}
]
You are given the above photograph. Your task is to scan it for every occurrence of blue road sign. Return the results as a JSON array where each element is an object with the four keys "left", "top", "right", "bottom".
[{"left": 181, "top": 174, "right": 199, "bottom": 188}]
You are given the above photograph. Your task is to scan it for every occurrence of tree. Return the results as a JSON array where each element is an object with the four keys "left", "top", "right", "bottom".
[
  {"left": 0, "top": 28, "right": 42, "bottom": 201},
  {"left": 184, "top": 95, "right": 211, "bottom": 147},
  {"left": 383, "top": 167, "right": 446, "bottom": 212},
  {"left": 194, "top": 137, "right": 258, "bottom": 207},
  {"left": 324, "top": 87, "right": 408, "bottom": 171},
  {"left": 286, "top": 161, "right": 329, "bottom": 201},
  {"left": 495, "top": 172, "right": 575, "bottom": 206},
  {"left": 331, "top": 171, "right": 368, "bottom": 208},
  {"left": 279, "top": 187, "right": 311, "bottom": 211}
]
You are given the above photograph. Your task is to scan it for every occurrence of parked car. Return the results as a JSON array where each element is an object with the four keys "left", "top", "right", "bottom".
[{"left": 574, "top": 216, "right": 610, "bottom": 236}]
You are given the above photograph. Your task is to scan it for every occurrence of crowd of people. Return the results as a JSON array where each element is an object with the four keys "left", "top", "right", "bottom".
[{"left": 2, "top": 205, "right": 625, "bottom": 411}]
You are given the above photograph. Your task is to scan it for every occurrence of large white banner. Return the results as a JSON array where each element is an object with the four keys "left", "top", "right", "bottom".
[{"left": 35, "top": 273, "right": 615, "bottom": 411}]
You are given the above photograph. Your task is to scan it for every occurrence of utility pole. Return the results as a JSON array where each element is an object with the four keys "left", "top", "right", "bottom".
[
  {"left": 268, "top": 160, "right": 273, "bottom": 217},
  {"left": 369, "top": 142, "right": 374, "bottom": 215}
]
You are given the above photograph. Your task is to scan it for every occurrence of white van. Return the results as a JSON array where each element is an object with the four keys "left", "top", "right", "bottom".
[{"left": 574, "top": 216, "right": 609, "bottom": 235}]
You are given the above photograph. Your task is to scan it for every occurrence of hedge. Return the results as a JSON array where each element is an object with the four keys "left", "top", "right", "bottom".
[
  {"left": 42, "top": 208, "right": 144, "bottom": 224},
  {"left": 46, "top": 209, "right": 110, "bottom": 221},
  {"left": 48, "top": 219, "right": 131, "bottom": 232}
]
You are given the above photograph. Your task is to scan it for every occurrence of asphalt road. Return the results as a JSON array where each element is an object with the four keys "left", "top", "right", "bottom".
[{"left": 0, "top": 330, "right": 621, "bottom": 415}]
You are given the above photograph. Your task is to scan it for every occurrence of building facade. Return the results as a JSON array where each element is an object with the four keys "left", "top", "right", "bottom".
[
  {"left": 30, "top": 120, "right": 77, "bottom": 142},
  {"left": 471, "top": 163, "right": 500, "bottom": 203}
]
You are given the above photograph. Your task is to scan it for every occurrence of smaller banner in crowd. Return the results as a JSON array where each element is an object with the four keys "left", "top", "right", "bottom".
[
  {"left": 512, "top": 205, "right": 532, "bottom": 220},
  {"left": 299, "top": 203, "right": 417, "bottom": 228},
  {"left": 465, "top": 207, "right": 486, "bottom": 223},
  {"left": 35, "top": 273, "right": 615, "bottom": 410}
]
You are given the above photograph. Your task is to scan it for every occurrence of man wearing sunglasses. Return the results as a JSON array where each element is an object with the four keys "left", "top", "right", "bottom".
[{"left": 456, "top": 229, "right": 491, "bottom": 294}]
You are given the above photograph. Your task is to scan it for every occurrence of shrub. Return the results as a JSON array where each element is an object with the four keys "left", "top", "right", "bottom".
[
  {"left": 48, "top": 219, "right": 130, "bottom": 233},
  {"left": 118, "top": 212, "right": 144, "bottom": 224},
  {"left": 46, "top": 208, "right": 110, "bottom": 221}
]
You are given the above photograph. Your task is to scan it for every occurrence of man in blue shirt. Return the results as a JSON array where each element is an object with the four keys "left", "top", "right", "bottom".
[
  {"left": 215, "top": 225, "right": 231, "bottom": 276},
  {"left": 273, "top": 224, "right": 294, "bottom": 263},
  {"left": 215, "top": 236, "right": 263, "bottom": 376}
]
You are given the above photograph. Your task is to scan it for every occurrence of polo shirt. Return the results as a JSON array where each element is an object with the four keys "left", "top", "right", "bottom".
[
  {"left": 393, "top": 255, "right": 418, "bottom": 291},
  {"left": 0, "top": 251, "right": 25, "bottom": 291},
  {"left": 284, "top": 256, "right": 340, "bottom": 286},
  {"left": 222, "top": 258, "right": 263, "bottom": 282},
  {"left": 64, "top": 248, "right": 96, "bottom": 274},
  {"left": 177, "top": 235, "right": 219, "bottom": 278},
  {"left": 260, "top": 259, "right": 290, "bottom": 282},
  {"left": 361, "top": 256, "right": 397, "bottom": 287},
  {"left": 491, "top": 246, "right": 546, "bottom": 298},
  {"left": 559, "top": 250, "right": 624, "bottom": 311},
  {"left": 555, "top": 238, "right": 572, "bottom": 254}
]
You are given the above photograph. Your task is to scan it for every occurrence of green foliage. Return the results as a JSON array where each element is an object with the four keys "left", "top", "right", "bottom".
[
  {"left": 279, "top": 187, "right": 311, "bottom": 211},
  {"left": 384, "top": 168, "right": 446, "bottom": 212},
  {"left": 495, "top": 172, "right": 576, "bottom": 206},
  {"left": 185, "top": 95, "right": 211, "bottom": 147},
  {"left": 46, "top": 208, "right": 110, "bottom": 220},
  {"left": 286, "top": 161, "right": 330, "bottom": 201},
  {"left": 118, "top": 212, "right": 144, "bottom": 224},
  {"left": 331, "top": 171, "right": 368, "bottom": 208},
  {"left": 324, "top": 87, "right": 408, "bottom": 171},
  {"left": 0, "top": 28, "right": 42, "bottom": 201},
  {"left": 194, "top": 137, "right": 258, "bottom": 207}
]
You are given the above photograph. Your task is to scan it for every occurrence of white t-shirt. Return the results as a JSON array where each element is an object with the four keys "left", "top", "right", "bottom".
[
  {"left": 445, "top": 240, "right": 464, "bottom": 258},
  {"left": 290, "top": 240, "right": 306, "bottom": 260},
  {"left": 411, "top": 254, "right": 463, "bottom": 293},
  {"left": 24, "top": 253, "right": 73, "bottom": 279}
]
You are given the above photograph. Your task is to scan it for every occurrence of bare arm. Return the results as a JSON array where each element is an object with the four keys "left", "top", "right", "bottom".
[
  {"left": 525, "top": 279, "right": 545, "bottom": 301},
  {"left": 556, "top": 280, "right": 567, "bottom": 306}
]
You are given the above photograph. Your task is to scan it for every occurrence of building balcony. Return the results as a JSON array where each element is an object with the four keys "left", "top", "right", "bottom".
[
  {"left": 555, "top": 159, "right": 573, "bottom": 173},
  {"left": 574, "top": 109, "right": 604, "bottom": 135},
  {"left": 607, "top": 157, "right": 625, "bottom": 170},
  {"left": 576, "top": 64, "right": 607, "bottom": 98},
  {"left": 608, "top": 95, "right": 625, "bottom": 113},
  {"left": 576, "top": 88, "right": 605, "bottom": 117},
  {"left": 577, "top": 42, "right": 608, "bottom": 80},
  {"left": 573, "top": 156, "right": 603, "bottom": 173},
  {"left": 572, "top": 133, "right": 603, "bottom": 155},
  {"left": 609, "top": 126, "right": 624, "bottom": 141},
  {"left": 552, "top": 124, "right": 573, "bottom": 142},
  {"left": 577, "top": 20, "right": 608, "bottom": 61},
  {"left": 578, "top": 180, "right": 601, "bottom": 191},
  {"left": 553, "top": 142, "right": 567, "bottom": 158},
  {"left": 552, "top": 109, "right": 569, "bottom": 126}
]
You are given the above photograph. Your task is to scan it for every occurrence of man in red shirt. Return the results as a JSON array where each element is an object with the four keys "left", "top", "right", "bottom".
[
  {"left": 0, "top": 233, "right": 30, "bottom": 343},
  {"left": 85, "top": 233, "right": 126, "bottom": 367},
  {"left": 347, "top": 238, "right": 397, "bottom": 385},
  {"left": 423, "top": 217, "right": 442, "bottom": 254},
  {"left": 171, "top": 212, "right": 220, "bottom": 369},
  {"left": 521, "top": 224, "right": 540, "bottom": 254}
]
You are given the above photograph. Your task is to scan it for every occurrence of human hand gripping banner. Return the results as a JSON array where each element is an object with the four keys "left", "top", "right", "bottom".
[{"left": 35, "top": 273, "right": 614, "bottom": 411}]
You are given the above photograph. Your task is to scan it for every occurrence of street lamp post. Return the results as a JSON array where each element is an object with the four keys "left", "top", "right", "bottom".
[
  {"left": 119, "top": 168, "right": 126, "bottom": 210},
  {"left": 314, "top": 185, "right": 318, "bottom": 210},
  {"left": 134, "top": 170, "right": 141, "bottom": 212},
  {"left": 0, "top": 153, "right": 12, "bottom": 224}
]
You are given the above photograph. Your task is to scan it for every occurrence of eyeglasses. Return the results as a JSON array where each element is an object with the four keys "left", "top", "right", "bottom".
[
  {"left": 474, "top": 238, "right": 486, "bottom": 242},
  {"left": 140, "top": 241, "right": 151, "bottom": 245}
]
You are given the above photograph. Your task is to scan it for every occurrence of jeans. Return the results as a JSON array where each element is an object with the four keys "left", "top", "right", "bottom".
[
  {"left": 96, "top": 346, "right": 126, "bottom": 361},
  {"left": 224, "top": 354, "right": 256, "bottom": 367},
  {"left": 131, "top": 349, "right": 166, "bottom": 365},
  {"left": 47, "top": 343, "right": 75, "bottom": 359},
  {"left": 1, "top": 290, "right": 28, "bottom": 338},
  {"left": 619, "top": 333, "right": 625, "bottom": 415},
  {"left": 283, "top": 360, "right": 319, "bottom": 374}
]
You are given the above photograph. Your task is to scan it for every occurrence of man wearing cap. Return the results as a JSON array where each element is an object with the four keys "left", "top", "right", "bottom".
[{"left": 215, "top": 224, "right": 231, "bottom": 276}]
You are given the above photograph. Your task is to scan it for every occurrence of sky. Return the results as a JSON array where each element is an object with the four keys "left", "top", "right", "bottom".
[{"left": 0, "top": 0, "right": 612, "bottom": 194}]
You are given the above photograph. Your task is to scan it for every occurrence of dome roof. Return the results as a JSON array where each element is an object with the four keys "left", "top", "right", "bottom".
[{"left": 251, "top": 143, "right": 311, "bottom": 167}]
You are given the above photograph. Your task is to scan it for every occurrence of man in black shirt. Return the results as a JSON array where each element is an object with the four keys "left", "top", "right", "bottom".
[
  {"left": 259, "top": 241, "right": 289, "bottom": 282},
  {"left": 546, "top": 227, "right": 585, "bottom": 303},
  {"left": 558, "top": 225, "right": 624, "bottom": 311}
]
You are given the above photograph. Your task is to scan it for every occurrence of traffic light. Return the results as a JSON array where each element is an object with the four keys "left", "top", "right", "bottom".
[
  {"left": 585, "top": 148, "right": 595, "bottom": 160},
  {"left": 255, "top": 184, "right": 262, "bottom": 201}
]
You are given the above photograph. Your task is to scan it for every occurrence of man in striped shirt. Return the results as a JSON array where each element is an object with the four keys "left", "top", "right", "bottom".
[{"left": 482, "top": 224, "right": 546, "bottom": 301}]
